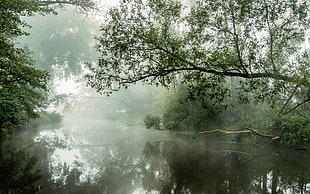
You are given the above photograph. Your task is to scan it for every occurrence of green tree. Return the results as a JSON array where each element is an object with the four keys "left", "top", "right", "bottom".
[
  {"left": 162, "top": 84, "right": 223, "bottom": 131},
  {"left": 86, "top": 0, "right": 309, "bottom": 113},
  {"left": 278, "top": 113, "right": 310, "bottom": 147},
  {"left": 144, "top": 113, "right": 161, "bottom": 130},
  {"left": 0, "top": 0, "right": 52, "bottom": 141}
]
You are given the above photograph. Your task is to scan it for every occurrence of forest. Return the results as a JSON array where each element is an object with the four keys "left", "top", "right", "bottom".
[{"left": 0, "top": 0, "right": 309, "bottom": 193}]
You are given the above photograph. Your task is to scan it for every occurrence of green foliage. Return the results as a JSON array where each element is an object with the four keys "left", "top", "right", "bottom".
[
  {"left": 0, "top": 0, "right": 52, "bottom": 136},
  {"left": 219, "top": 103, "right": 310, "bottom": 147},
  {"left": 86, "top": 0, "right": 310, "bottom": 113},
  {"left": 144, "top": 114, "right": 161, "bottom": 130},
  {"left": 278, "top": 113, "right": 310, "bottom": 148},
  {"left": 219, "top": 103, "right": 278, "bottom": 145},
  {"left": 162, "top": 84, "right": 224, "bottom": 131},
  {"left": 238, "top": 105, "right": 277, "bottom": 132}
]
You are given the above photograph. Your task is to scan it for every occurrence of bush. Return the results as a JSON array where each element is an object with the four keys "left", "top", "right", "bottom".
[
  {"left": 144, "top": 114, "right": 161, "bottom": 130},
  {"left": 162, "top": 85, "right": 223, "bottom": 131},
  {"left": 236, "top": 104, "right": 276, "bottom": 131},
  {"left": 278, "top": 113, "right": 310, "bottom": 148}
]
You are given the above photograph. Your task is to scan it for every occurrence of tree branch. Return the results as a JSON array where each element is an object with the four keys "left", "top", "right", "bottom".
[
  {"left": 120, "top": 64, "right": 309, "bottom": 90},
  {"left": 36, "top": 0, "right": 76, "bottom": 6},
  {"left": 278, "top": 84, "right": 300, "bottom": 116},
  {"left": 143, "top": 40, "right": 310, "bottom": 88},
  {"left": 283, "top": 96, "right": 310, "bottom": 115},
  {"left": 198, "top": 129, "right": 250, "bottom": 134},
  {"left": 170, "top": 128, "right": 280, "bottom": 140},
  {"left": 199, "top": 128, "right": 280, "bottom": 140},
  {"left": 245, "top": 127, "right": 279, "bottom": 139},
  {"left": 263, "top": 0, "right": 277, "bottom": 73},
  {"left": 231, "top": 10, "right": 248, "bottom": 74},
  {"left": 36, "top": 0, "right": 95, "bottom": 10}
]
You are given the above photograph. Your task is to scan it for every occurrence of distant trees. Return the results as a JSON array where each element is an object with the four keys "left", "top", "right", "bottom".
[
  {"left": 21, "top": 8, "right": 99, "bottom": 77},
  {"left": 86, "top": 0, "right": 309, "bottom": 114}
]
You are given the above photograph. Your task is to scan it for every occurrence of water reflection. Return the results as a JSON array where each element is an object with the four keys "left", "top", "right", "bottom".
[
  {"left": 3, "top": 119, "right": 309, "bottom": 193},
  {"left": 0, "top": 139, "right": 42, "bottom": 193},
  {"left": 32, "top": 119, "right": 310, "bottom": 194},
  {"left": 142, "top": 141, "right": 310, "bottom": 194}
]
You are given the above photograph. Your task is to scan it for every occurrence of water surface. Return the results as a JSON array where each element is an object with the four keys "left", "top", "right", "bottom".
[{"left": 1, "top": 117, "right": 309, "bottom": 193}]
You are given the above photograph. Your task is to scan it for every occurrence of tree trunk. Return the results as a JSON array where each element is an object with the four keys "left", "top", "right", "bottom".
[
  {"left": 0, "top": 128, "right": 3, "bottom": 162},
  {"left": 271, "top": 170, "right": 278, "bottom": 194},
  {"left": 262, "top": 174, "right": 267, "bottom": 194}
]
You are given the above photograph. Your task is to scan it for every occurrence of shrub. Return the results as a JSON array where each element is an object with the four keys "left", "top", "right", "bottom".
[
  {"left": 278, "top": 113, "right": 310, "bottom": 148},
  {"left": 162, "top": 85, "right": 223, "bottom": 131},
  {"left": 144, "top": 114, "right": 161, "bottom": 130}
]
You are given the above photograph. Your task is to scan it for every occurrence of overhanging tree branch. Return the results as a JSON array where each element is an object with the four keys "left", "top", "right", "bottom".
[
  {"left": 86, "top": 0, "right": 310, "bottom": 112},
  {"left": 36, "top": 0, "right": 95, "bottom": 10},
  {"left": 283, "top": 95, "right": 310, "bottom": 115},
  {"left": 145, "top": 41, "right": 310, "bottom": 88}
]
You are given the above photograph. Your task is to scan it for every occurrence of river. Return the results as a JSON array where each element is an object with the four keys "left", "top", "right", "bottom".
[{"left": 1, "top": 116, "right": 309, "bottom": 193}]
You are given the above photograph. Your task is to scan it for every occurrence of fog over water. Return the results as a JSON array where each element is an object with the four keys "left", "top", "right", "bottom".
[
  {"left": 2, "top": 1, "right": 308, "bottom": 193},
  {"left": 29, "top": 91, "right": 310, "bottom": 193},
  {"left": 30, "top": 72, "right": 309, "bottom": 193}
]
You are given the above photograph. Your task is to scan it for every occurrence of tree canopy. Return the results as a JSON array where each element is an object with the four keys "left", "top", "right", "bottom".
[
  {"left": 0, "top": 0, "right": 52, "bottom": 137},
  {"left": 86, "top": 0, "right": 309, "bottom": 113}
]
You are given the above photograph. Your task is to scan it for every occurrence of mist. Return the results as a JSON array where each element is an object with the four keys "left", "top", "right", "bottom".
[{"left": 1, "top": 0, "right": 309, "bottom": 193}]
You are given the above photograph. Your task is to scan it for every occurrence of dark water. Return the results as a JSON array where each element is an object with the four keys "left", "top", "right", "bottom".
[{"left": 1, "top": 118, "right": 309, "bottom": 194}]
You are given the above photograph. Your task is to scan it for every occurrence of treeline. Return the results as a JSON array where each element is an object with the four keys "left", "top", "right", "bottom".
[{"left": 144, "top": 83, "right": 310, "bottom": 148}]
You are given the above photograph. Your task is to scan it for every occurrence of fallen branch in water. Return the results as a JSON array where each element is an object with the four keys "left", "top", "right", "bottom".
[
  {"left": 245, "top": 127, "right": 280, "bottom": 140},
  {"left": 198, "top": 129, "right": 250, "bottom": 135},
  {"left": 197, "top": 128, "right": 280, "bottom": 140}
]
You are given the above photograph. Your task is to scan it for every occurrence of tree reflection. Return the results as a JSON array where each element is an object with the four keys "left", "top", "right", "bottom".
[
  {"left": 142, "top": 141, "right": 310, "bottom": 194},
  {"left": 31, "top": 138, "right": 310, "bottom": 193},
  {"left": 0, "top": 139, "right": 42, "bottom": 193},
  {"left": 142, "top": 141, "right": 253, "bottom": 193}
]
